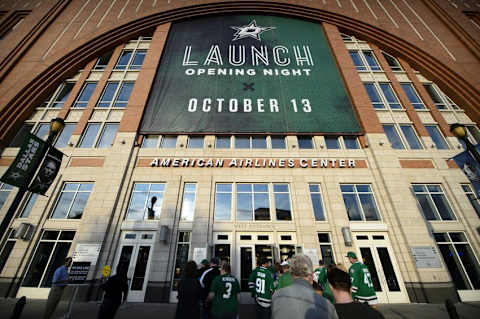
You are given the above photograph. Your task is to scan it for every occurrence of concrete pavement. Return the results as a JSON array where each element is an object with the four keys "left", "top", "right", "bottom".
[{"left": 1, "top": 298, "right": 479, "bottom": 319}]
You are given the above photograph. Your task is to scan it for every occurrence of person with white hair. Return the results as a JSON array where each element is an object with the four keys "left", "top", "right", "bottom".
[{"left": 272, "top": 254, "right": 338, "bottom": 319}]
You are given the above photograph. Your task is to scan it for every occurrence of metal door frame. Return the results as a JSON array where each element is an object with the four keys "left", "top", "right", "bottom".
[{"left": 113, "top": 231, "right": 155, "bottom": 302}]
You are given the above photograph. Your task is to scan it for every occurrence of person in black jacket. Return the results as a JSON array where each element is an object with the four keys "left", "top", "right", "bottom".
[
  {"left": 200, "top": 257, "right": 221, "bottom": 319},
  {"left": 327, "top": 267, "right": 385, "bottom": 319},
  {"left": 175, "top": 260, "right": 202, "bottom": 319},
  {"left": 197, "top": 259, "right": 210, "bottom": 279},
  {"left": 97, "top": 265, "right": 129, "bottom": 319}
]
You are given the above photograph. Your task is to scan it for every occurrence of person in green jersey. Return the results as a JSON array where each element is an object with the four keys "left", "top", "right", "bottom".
[
  {"left": 208, "top": 262, "right": 240, "bottom": 319},
  {"left": 277, "top": 261, "right": 293, "bottom": 289},
  {"left": 249, "top": 258, "right": 275, "bottom": 319},
  {"left": 313, "top": 260, "right": 335, "bottom": 304},
  {"left": 346, "top": 252, "right": 378, "bottom": 305}
]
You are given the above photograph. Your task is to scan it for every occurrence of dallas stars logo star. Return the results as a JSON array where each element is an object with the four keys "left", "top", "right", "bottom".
[
  {"left": 230, "top": 20, "right": 276, "bottom": 41},
  {"left": 8, "top": 172, "right": 22, "bottom": 181}
]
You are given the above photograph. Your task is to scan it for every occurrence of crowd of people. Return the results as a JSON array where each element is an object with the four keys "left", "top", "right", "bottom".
[
  {"left": 42, "top": 251, "right": 384, "bottom": 319},
  {"left": 174, "top": 251, "right": 385, "bottom": 319}
]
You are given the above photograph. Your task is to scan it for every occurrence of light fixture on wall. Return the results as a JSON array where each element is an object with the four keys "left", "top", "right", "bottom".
[{"left": 342, "top": 227, "right": 352, "bottom": 247}]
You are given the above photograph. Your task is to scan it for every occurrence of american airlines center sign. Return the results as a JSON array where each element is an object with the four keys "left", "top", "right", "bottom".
[{"left": 141, "top": 15, "right": 361, "bottom": 134}]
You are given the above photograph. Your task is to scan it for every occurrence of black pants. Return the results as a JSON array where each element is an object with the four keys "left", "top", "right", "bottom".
[
  {"left": 255, "top": 304, "right": 271, "bottom": 319},
  {"left": 97, "top": 299, "right": 121, "bottom": 319}
]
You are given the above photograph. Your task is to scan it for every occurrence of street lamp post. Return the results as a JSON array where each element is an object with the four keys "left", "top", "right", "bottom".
[
  {"left": 450, "top": 123, "right": 480, "bottom": 166},
  {"left": 0, "top": 118, "right": 65, "bottom": 245}
]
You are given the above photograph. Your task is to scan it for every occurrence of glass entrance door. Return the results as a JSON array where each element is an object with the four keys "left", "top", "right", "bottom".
[
  {"left": 130, "top": 246, "right": 151, "bottom": 292},
  {"left": 354, "top": 233, "right": 408, "bottom": 303},
  {"left": 114, "top": 232, "right": 155, "bottom": 302},
  {"left": 359, "top": 247, "right": 383, "bottom": 293},
  {"left": 240, "top": 246, "right": 253, "bottom": 291}
]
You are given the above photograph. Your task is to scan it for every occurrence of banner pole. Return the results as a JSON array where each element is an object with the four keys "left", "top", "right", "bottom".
[
  {"left": 2, "top": 138, "right": 52, "bottom": 298},
  {"left": 1, "top": 187, "right": 26, "bottom": 297}
]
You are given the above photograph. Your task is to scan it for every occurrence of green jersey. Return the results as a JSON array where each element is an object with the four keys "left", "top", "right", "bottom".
[
  {"left": 248, "top": 266, "right": 275, "bottom": 307},
  {"left": 313, "top": 267, "right": 334, "bottom": 304},
  {"left": 313, "top": 267, "right": 327, "bottom": 285},
  {"left": 349, "top": 262, "right": 378, "bottom": 304},
  {"left": 210, "top": 273, "right": 240, "bottom": 316},
  {"left": 277, "top": 271, "right": 293, "bottom": 289}
]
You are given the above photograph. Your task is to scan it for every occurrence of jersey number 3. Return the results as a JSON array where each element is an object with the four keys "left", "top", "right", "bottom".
[
  {"left": 223, "top": 282, "right": 232, "bottom": 299},
  {"left": 256, "top": 278, "right": 265, "bottom": 294}
]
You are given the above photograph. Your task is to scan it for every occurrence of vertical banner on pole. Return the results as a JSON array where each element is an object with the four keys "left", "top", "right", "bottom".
[
  {"left": 28, "top": 147, "right": 63, "bottom": 195},
  {"left": 0, "top": 133, "right": 45, "bottom": 189},
  {"left": 453, "top": 144, "right": 480, "bottom": 197}
]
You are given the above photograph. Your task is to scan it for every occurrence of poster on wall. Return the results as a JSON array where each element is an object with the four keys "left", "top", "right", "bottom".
[{"left": 141, "top": 15, "right": 361, "bottom": 134}]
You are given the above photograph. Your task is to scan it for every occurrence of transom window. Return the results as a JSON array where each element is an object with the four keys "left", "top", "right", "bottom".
[
  {"left": 93, "top": 50, "right": 113, "bottom": 70},
  {"left": 79, "top": 123, "right": 119, "bottom": 148},
  {"left": 422, "top": 83, "right": 459, "bottom": 110},
  {"left": 309, "top": 184, "right": 326, "bottom": 221},
  {"left": 215, "top": 136, "right": 285, "bottom": 149},
  {"left": 41, "top": 82, "right": 75, "bottom": 109},
  {"left": 340, "top": 33, "right": 354, "bottom": 42},
  {"left": 54, "top": 123, "right": 76, "bottom": 148},
  {"left": 50, "top": 183, "right": 94, "bottom": 219},
  {"left": 298, "top": 136, "right": 314, "bottom": 149},
  {"left": 216, "top": 136, "right": 231, "bottom": 149},
  {"left": 22, "top": 230, "right": 75, "bottom": 288},
  {"left": 423, "top": 84, "right": 446, "bottom": 110},
  {"left": 33, "top": 122, "right": 76, "bottom": 148},
  {"left": 126, "top": 183, "right": 165, "bottom": 220},
  {"left": 114, "top": 49, "right": 147, "bottom": 70},
  {"left": 340, "top": 184, "right": 381, "bottom": 221},
  {"left": 364, "top": 82, "right": 402, "bottom": 110},
  {"left": 324, "top": 136, "right": 360, "bottom": 149},
  {"left": 434, "top": 232, "right": 480, "bottom": 290},
  {"left": 187, "top": 136, "right": 204, "bottom": 149},
  {"left": 34, "top": 123, "right": 50, "bottom": 140},
  {"left": 381, "top": 52, "right": 403, "bottom": 71},
  {"left": 235, "top": 136, "right": 267, "bottom": 149},
  {"left": 214, "top": 183, "right": 292, "bottom": 221},
  {"left": 73, "top": 82, "right": 97, "bottom": 108},
  {"left": 400, "top": 83, "right": 425, "bottom": 110},
  {"left": 382, "top": 124, "right": 423, "bottom": 150},
  {"left": 141, "top": 135, "right": 177, "bottom": 148},
  {"left": 425, "top": 125, "right": 449, "bottom": 150},
  {"left": 412, "top": 184, "right": 456, "bottom": 221},
  {"left": 349, "top": 50, "right": 381, "bottom": 71},
  {"left": 271, "top": 136, "right": 286, "bottom": 149},
  {"left": 97, "top": 82, "right": 134, "bottom": 108}
]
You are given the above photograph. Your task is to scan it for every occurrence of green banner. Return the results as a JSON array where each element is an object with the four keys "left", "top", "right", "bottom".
[
  {"left": 0, "top": 133, "right": 45, "bottom": 189},
  {"left": 140, "top": 15, "right": 361, "bottom": 134}
]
